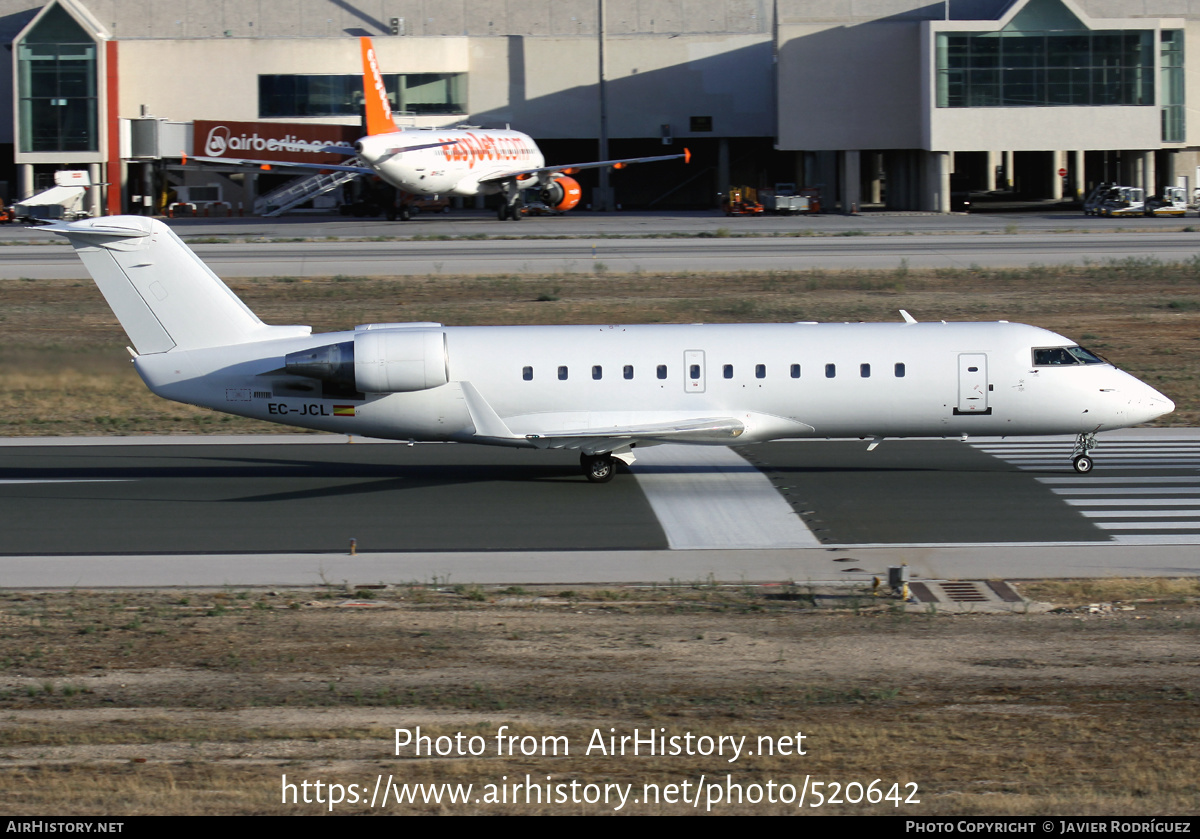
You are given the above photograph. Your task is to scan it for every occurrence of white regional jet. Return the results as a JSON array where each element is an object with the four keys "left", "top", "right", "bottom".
[
  {"left": 46, "top": 217, "right": 1173, "bottom": 481},
  {"left": 201, "top": 37, "right": 690, "bottom": 221}
]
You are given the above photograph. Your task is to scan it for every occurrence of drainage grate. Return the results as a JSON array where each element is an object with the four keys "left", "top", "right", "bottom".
[{"left": 938, "top": 581, "right": 990, "bottom": 602}]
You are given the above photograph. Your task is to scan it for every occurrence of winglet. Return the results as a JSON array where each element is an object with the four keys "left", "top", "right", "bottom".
[
  {"left": 684, "top": 148, "right": 691, "bottom": 164},
  {"left": 360, "top": 37, "right": 398, "bottom": 137},
  {"left": 899, "top": 309, "right": 917, "bottom": 324}
]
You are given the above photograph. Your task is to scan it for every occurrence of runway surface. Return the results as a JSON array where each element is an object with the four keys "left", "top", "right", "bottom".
[
  {"left": 1, "top": 208, "right": 1193, "bottom": 243},
  {"left": 2, "top": 430, "right": 1198, "bottom": 586},
  {"left": 6, "top": 230, "right": 1200, "bottom": 279}
]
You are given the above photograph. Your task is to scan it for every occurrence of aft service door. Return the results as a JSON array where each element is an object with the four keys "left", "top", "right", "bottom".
[
  {"left": 956, "top": 353, "right": 989, "bottom": 414},
  {"left": 684, "top": 350, "right": 705, "bottom": 393}
]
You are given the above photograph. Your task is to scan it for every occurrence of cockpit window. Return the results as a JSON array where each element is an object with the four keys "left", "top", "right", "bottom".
[
  {"left": 1033, "top": 346, "right": 1107, "bottom": 366},
  {"left": 1067, "top": 346, "right": 1105, "bottom": 364}
]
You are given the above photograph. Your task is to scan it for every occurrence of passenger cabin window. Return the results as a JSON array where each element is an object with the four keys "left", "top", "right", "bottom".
[
  {"left": 860, "top": 363, "right": 870, "bottom": 378},
  {"left": 895, "top": 363, "right": 905, "bottom": 378},
  {"left": 825, "top": 364, "right": 836, "bottom": 378},
  {"left": 723, "top": 364, "right": 734, "bottom": 379},
  {"left": 755, "top": 364, "right": 766, "bottom": 379},
  {"left": 624, "top": 365, "right": 634, "bottom": 380},
  {"left": 558, "top": 366, "right": 568, "bottom": 380},
  {"left": 657, "top": 365, "right": 668, "bottom": 380},
  {"left": 522, "top": 366, "right": 533, "bottom": 381},
  {"left": 592, "top": 365, "right": 602, "bottom": 380},
  {"left": 790, "top": 364, "right": 801, "bottom": 379}
]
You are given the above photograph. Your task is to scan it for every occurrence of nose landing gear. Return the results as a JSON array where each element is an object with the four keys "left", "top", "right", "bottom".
[{"left": 1071, "top": 432, "right": 1097, "bottom": 473}]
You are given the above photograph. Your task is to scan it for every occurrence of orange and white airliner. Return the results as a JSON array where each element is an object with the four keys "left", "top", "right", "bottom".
[{"left": 204, "top": 37, "right": 689, "bottom": 220}]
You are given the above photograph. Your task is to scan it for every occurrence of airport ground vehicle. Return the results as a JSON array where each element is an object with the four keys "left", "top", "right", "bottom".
[
  {"left": 758, "top": 184, "right": 821, "bottom": 215},
  {"left": 11, "top": 171, "right": 92, "bottom": 223},
  {"left": 1143, "top": 186, "right": 1188, "bottom": 217},
  {"left": 1082, "top": 183, "right": 1114, "bottom": 216},
  {"left": 721, "top": 186, "right": 763, "bottom": 215}
]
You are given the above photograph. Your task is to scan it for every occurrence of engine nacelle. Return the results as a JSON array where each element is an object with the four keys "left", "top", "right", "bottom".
[
  {"left": 538, "top": 175, "right": 582, "bottom": 212},
  {"left": 354, "top": 327, "right": 448, "bottom": 393},
  {"left": 284, "top": 327, "right": 448, "bottom": 394}
]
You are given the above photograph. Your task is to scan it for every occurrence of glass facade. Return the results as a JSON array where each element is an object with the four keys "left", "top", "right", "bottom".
[
  {"left": 936, "top": 30, "right": 1154, "bottom": 108},
  {"left": 259, "top": 73, "right": 466, "bottom": 118},
  {"left": 17, "top": 4, "right": 98, "bottom": 153},
  {"left": 1161, "top": 30, "right": 1185, "bottom": 142}
]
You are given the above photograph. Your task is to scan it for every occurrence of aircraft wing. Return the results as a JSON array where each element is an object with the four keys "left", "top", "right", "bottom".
[
  {"left": 476, "top": 149, "right": 690, "bottom": 185},
  {"left": 190, "top": 156, "right": 375, "bottom": 174},
  {"left": 523, "top": 416, "right": 746, "bottom": 452},
  {"left": 458, "top": 383, "right": 813, "bottom": 455}
]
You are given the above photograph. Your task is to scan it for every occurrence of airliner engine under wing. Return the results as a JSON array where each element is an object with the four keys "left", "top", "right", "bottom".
[
  {"left": 46, "top": 217, "right": 1174, "bottom": 481},
  {"left": 197, "top": 37, "right": 689, "bottom": 220}
]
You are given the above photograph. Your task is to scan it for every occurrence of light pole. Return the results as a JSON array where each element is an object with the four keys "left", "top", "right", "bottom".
[{"left": 596, "top": 0, "right": 612, "bottom": 211}]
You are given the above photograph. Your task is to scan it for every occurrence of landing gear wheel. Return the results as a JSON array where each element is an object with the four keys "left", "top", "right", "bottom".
[
  {"left": 581, "top": 453, "right": 616, "bottom": 483},
  {"left": 497, "top": 204, "right": 509, "bottom": 221},
  {"left": 1072, "top": 455, "right": 1094, "bottom": 474},
  {"left": 399, "top": 205, "right": 412, "bottom": 221}
]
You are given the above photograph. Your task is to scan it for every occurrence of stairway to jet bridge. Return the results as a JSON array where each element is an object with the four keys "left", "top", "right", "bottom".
[{"left": 254, "top": 162, "right": 364, "bottom": 217}]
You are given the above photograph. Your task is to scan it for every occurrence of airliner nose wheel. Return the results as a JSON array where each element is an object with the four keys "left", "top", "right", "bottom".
[
  {"left": 581, "top": 453, "right": 616, "bottom": 483},
  {"left": 1071, "top": 432, "right": 1098, "bottom": 473}
]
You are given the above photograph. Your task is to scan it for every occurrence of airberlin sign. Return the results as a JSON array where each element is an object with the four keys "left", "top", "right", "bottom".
[{"left": 193, "top": 120, "right": 359, "bottom": 164}]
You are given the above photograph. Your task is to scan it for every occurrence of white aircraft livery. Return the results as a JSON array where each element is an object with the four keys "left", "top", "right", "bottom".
[
  {"left": 47, "top": 217, "right": 1174, "bottom": 481},
  {"left": 198, "top": 37, "right": 689, "bottom": 220}
]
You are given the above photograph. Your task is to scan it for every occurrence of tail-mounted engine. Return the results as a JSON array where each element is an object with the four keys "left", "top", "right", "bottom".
[
  {"left": 284, "top": 326, "right": 448, "bottom": 393},
  {"left": 538, "top": 175, "right": 582, "bottom": 212}
]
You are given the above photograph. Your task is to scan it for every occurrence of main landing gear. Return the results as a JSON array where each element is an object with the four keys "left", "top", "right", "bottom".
[
  {"left": 581, "top": 452, "right": 616, "bottom": 483},
  {"left": 1071, "top": 432, "right": 1097, "bottom": 473},
  {"left": 497, "top": 197, "right": 524, "bottom": 221}
]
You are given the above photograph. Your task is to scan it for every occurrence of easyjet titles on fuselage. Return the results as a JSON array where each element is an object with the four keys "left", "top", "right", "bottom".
[{"left": 430, "top": 132, "right": 536, "bottom": 168}]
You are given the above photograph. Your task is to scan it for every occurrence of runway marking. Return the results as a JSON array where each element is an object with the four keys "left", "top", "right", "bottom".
[
  {"left": 630, "top": 445, "right": 821, "bottom": 550},
  {"left": 1079, "top": 510, "right": 1200, "bottom": 517},
  {"left": 1042, "top": 476, "right": 1200, "bottom": 484},
  {"left": 1038, "top": 487, "right": 1200, "bottom": 495},
  {"left": 0, "top": 479, "right": 131, "bottom": 484},
  {"left": 975, "top": 436, "right": 1200, "bottom": 544},
  {"left": 1065, "top": 498, "right": 1200, "bottom": 506}
]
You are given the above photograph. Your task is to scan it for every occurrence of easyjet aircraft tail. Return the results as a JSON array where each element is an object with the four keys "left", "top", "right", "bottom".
[{"left": 360, "top": 37, "right": 399, "bottom": 136}]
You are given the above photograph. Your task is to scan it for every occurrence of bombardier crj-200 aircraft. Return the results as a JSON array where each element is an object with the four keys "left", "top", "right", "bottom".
[
  {"left": 47, "top": 217, "right": 1173, "bottom": 482},
  {"left": 200, "top": 37, "right": 689, "bottom": 220}
]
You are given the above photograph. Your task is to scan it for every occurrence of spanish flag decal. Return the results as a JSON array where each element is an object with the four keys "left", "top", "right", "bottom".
[{"left": 334, "top": 405, "right": 356, "bottom": 417}]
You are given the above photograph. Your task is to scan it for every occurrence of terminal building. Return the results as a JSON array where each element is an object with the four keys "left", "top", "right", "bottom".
[{"left": 2, "top": 0, "right": 1199, "bottom": 215}]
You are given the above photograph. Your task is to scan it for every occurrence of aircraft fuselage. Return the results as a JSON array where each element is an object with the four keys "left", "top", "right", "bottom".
[
  {"left": 132, "top": 321, "right": 1171, "bottom": 446},
  {"left": 356, "top": 129, "right": 544, "bottom": 197}
]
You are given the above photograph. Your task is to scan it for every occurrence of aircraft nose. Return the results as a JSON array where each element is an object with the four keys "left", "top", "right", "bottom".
[{"left": 1129, "top": 383, "right": 1174, "bottom": 424}]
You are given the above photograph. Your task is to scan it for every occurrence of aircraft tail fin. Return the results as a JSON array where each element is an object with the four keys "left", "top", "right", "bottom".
[
  {"left": 46, "top": 216, "right": 310, "bottom": 354},
  {"left": 360, "top": 37, "right": 399, "bottom": 137}
]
